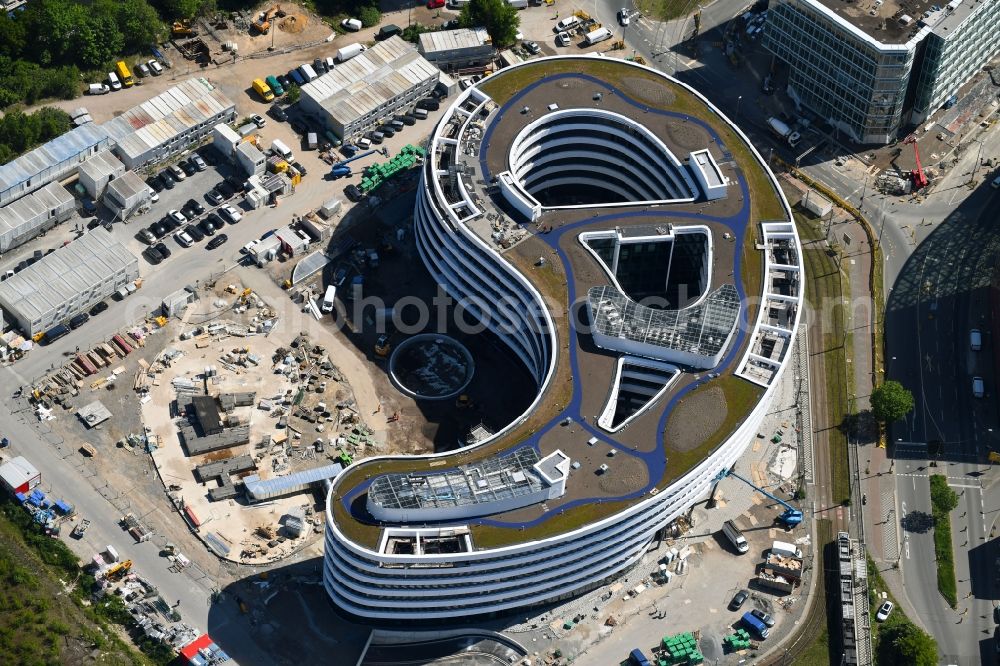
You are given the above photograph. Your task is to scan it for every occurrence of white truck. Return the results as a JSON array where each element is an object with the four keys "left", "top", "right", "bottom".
[
  {"left": 584, "top": 27, "right": 613, "bottom": 46},
  {"left": 767, "top": 117, "right": 801, "bottom": 148},
  {"left": 337, "top": 43, "right": 366, "bottom": 63},
  {"left": 321, "top": 285, "right": 337, "bottom": 313},
  {"left": 771, "top": 540, "right": 802, "bottom": 559}
]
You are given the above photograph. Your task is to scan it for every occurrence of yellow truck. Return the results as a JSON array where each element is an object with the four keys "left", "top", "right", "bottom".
[
  {"left": 115, "top": 61, "right": 134, "bottom": 87},
  {"left": 252, "top": 78, "right": 274, "bottom": 102}
]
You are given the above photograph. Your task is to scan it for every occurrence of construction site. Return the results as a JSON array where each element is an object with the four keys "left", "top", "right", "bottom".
[{"left": 141, "top": 281, "right": 373, "bottom": 565}]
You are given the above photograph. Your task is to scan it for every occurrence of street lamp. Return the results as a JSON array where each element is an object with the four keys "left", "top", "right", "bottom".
[{"left": 736, "top": 95, "right": 742, "bottom": 118}]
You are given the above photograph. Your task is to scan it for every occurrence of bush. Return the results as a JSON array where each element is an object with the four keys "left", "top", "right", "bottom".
[
  {"left": 929, "top": 474, "right": 958, "bottom": 607},
  {"left": 358, "top": 4, "right": 381, "bottom": 27}
]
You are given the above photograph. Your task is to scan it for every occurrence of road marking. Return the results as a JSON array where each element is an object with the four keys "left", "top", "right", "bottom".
[{"left": 947, "top": 483, "right": 982, "bottom": 489}]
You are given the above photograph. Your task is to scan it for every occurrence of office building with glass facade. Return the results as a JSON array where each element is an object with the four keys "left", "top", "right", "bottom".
[{"left": 765, "top": 0, "right": 1000, "bottom": 144}]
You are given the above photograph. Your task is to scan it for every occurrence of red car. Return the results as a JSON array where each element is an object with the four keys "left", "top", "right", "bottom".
[{"left": 427, "top": 0, "right": 446, "bottom": 7}]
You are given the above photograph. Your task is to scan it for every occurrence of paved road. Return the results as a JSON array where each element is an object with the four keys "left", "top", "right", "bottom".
[{"left": 883, "top": 171, "right": 1000, "bottom": 662}]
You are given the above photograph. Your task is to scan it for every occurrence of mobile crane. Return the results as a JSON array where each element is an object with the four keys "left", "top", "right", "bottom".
[
  {"left": 902, "top": 134, "right": 929, "bottom": 190},
  {"left": 720, "top": 468, "right": 803, "bottom": 527},
  {"left": 329, "top": 146, "right": 389, "bottom": 180}
]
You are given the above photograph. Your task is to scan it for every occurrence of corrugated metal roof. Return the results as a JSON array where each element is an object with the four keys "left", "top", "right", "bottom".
[
  {"left": 419, "top": 28, "right": 488, "bottom": 54},
  {"left": 103, "top": 78, "right": 235, "bottom": 164},
  {"left": 0, "top": 227, "right": 137, "bottom": 323},
  {"left": 0, "top": 124, "right": 110, "bottom": 200},
  {"left": 79, "top": 152, "right": 125, "bottom": 182},
  {"left": 302, "top": 36, "right": 439, "bottom": 128},
  {"left": 0, "top": 182, "right": 74, "bottom": 236},
  {"left": 243, "top": 463, "right": 343, "bottom": 501},
  {"left": 106, "top": 171, "right": 147, "bottom": 201}
]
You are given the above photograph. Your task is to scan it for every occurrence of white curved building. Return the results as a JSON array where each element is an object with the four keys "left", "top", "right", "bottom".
[{"left": 324, "top": 57, "right": 804, "bottom": 621}]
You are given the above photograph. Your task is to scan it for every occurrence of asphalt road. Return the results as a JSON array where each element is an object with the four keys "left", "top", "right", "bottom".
[{"left": 884, "top": 174, "right": 1000, "bottom": 662}]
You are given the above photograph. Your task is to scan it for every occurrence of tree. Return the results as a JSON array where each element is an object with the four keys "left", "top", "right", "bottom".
[
  {"left": 870, "top": 380, "right": 914, "bottom": 424},
  {"left": 459, "top": 0, "right": 519, "bottom": 47},
  {"left": 357, "top": 5, "right": 381, "bottom": 28},
  {"left": 878, "top": 621, "right": 937, "bottom": 666},
  {"left": 285, "top": 83, "right": 300, "bottom": 104}
]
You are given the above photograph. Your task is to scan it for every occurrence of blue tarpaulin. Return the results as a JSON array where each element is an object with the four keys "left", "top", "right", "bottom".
[
  {"left": 55, "top": 500, "right": 73, "bottom": 514},
  {"left": 13, "top": 492, "right": 26, "bottom": 504}
]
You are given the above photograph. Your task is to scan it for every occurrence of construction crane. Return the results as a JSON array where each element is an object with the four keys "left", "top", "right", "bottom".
[
  {"left": 329, "top": 146, "right": 389, "bottom": 179},
  {"left": 104, "top": 559, "right": 133, "bottom": 581},
  {"left": 721, "top": 469, "right": 803, "bottom": 527},
  {"left": 902, "top": 134, "right": 929, "bottom": 189}
]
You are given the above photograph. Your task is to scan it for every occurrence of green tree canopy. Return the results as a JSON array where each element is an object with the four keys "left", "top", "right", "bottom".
[
  {"left": 870, "top": 380, "right": 914, "bottom": 424},
  {"left": 878, "top": 620, "right": 938, "bottom": 666},
  {"left": 357, "top": 5, "right": 381, "bottom": 28},
  {"left": 285, "top": 83, "right": 301, "bottom": 104},
  {"left": 459, "top": 0, "right": 520, "bottom": 47}
]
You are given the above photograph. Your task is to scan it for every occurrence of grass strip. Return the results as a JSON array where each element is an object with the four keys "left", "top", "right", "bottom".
[
  {"left": 929, "top": 474, "right": 958, "bottom": 608},
  {"left": 797, "top": 214, "right": 852, "bottom": 504},
  {"left": 633, "top": 0, "right": 700, "bottom": 21}
]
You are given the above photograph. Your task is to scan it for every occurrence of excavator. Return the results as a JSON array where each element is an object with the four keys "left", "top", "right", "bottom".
[
  {"left": 171, "top": 20, "right": 198, "bottom": 39},
  {"left": 253, "top": 5, "right": 281, "bottom": 35}
]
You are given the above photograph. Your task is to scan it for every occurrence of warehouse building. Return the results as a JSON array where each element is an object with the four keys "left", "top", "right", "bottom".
[
  {"left": 105, "top": 172, "right": 150, "bottom": 221},
  {"left": 764, "top": 0, "right": 1000, "bottom": 143},
  {"left": 418, "top": 28, "right": 495, "bottom": 73},
  {"left": 0, "top": 227, "right": 139, "bottom": 336},
  {"left": 78, "top": 151, "right": 126, "bottom": 200},
  {"left": 0, "top": 182, "right": 75, "bottom": 253},
  {"left": 0, "top": 123, "right": 110, "bottom": 208},
  {"left": 103, "top": 78, "right": 237, "bottom": 170},
  {"left": 299, "top": 36, "right": 439, "bottom": 140}
]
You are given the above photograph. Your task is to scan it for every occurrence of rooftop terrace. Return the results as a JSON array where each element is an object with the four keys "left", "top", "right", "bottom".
[{"left": 330, "top": 57, "right": 798, "bottom": 552}]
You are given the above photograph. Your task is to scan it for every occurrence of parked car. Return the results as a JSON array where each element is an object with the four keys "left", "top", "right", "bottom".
[
  {"left": 89, "top": 301, "right": 109, "bottom": 316},
  {"left": 191, "top": 154, "right": 208, "bottom": 171},
  {"left": 876, "top": 601, "right": 893, "bottom": 622},
  {"left": 555, "top": 31, "right": 571, "bottom": 47},
  {"left": 186, "top": 224, "right": 205, "bottom": 242},
  {"left": 143, "top": 245, "right": 165, "bottom": 264},
  {"left": 729, "top": 589, "right": 749, "bottom": 610},
  {"left": 183, "top": 199, "right": 205, "bottom": 216},
  {"left": 139, "top": 228, "right": 157, "bottom": 244},
  {"left": 147, "top": 59, "right": 163, "bottom": 75},
  {"left": 168, "top": 164, "right": 186, "bottom": 181},
  {"left": 136, "top": 62, "right": 151, "bottom": 78},
  {"left": 219, "top": 205, "right": 242, "bottom": 224},
  {"left": 251, "top": 114, "right": 266, "bottom": 128},
  {"left": 207, "top": 233, "right": 229, "bottom": 250},
  {"left": 147, "top": 187, "right": 159, "bottom": 203},
  {"left": 427, "top": 0, "right": 445, "bottom": 7},
  {"left": 214, "top": 181, "right": 235, "bottom": 199},
  {"left": 168, "top": 209, "right": 188, "bottom": 225},
  {"left": 205, "top": 189, "right": 225, "bottom": 206},
  {"left": 277, "top": 74, "right": 290, "bottom": 89},
  {"left": 179, "top": 159, "right": 198, "bottom": 176},
  {"left": 174, "top": 231, "right": 194, "bottom": 248},
  {"left": 523, "top": 40, "right": 540, "bottom": 55},
  {"left": 750, "top": 609, "right": 775, "bottom": 627},
  {"left": 341, "top": 17, "right": 362, "bottom": 31},
  {"left": 69, "top": 313, "right": 90, "bottom": 329},
  {"left": 205, "top": 212, "right": 226, "bottom": 230},
  {"left": 154, "top": 242, "right": 171, "bottom": 259},
  {"left": 617, "top": 8, "right": 631, "bottom": 25},
  {"left": 159, "top": 171, "right": 176, "bottom": 189},
  {"left": 313, "top": 58, "right": 327, "bottom": 74},
  {"left": 151, "top": 221, "right": 170, "bottom": 237},
  {"left": 198, "top": 218, "right": 217, "bottom": 236},
  {"left": 270, "top": 105, "right": 287, "bottom": 121},
  {"left": 147, "top": 176, "right": 165, "bottom": 192}
]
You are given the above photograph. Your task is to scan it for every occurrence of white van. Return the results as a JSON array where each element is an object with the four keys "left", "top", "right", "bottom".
[
  {"left": 321, "top": 285, "right": 337, "bottom": 313},
  {"left": 971, "top": 329, "right": 982, "bottom": 351},
  {"left": 107, "top": 72, "right": 122, "bottom": 91},
  {"left": 554, "top": 16, "right": 581, "bottom": 32},
  {"left": 722, "top": 520, "right": 749, "bottom": 554},
  {"left": 298, "top": 63, "right": 318, "bottom": 82},
  {"left": 584, "top": 27, "right": 613, "bottom": 46},
  {"left": 271, "top": 139, "right": 294, "bottom": 161},
  {"left": 973, "top": 376, "right": 985, "bottom": 398}
]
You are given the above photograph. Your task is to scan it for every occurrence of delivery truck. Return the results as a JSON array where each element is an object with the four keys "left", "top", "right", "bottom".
[{"left": 337, "top": 43, "right": 366, "bottom": 62}]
